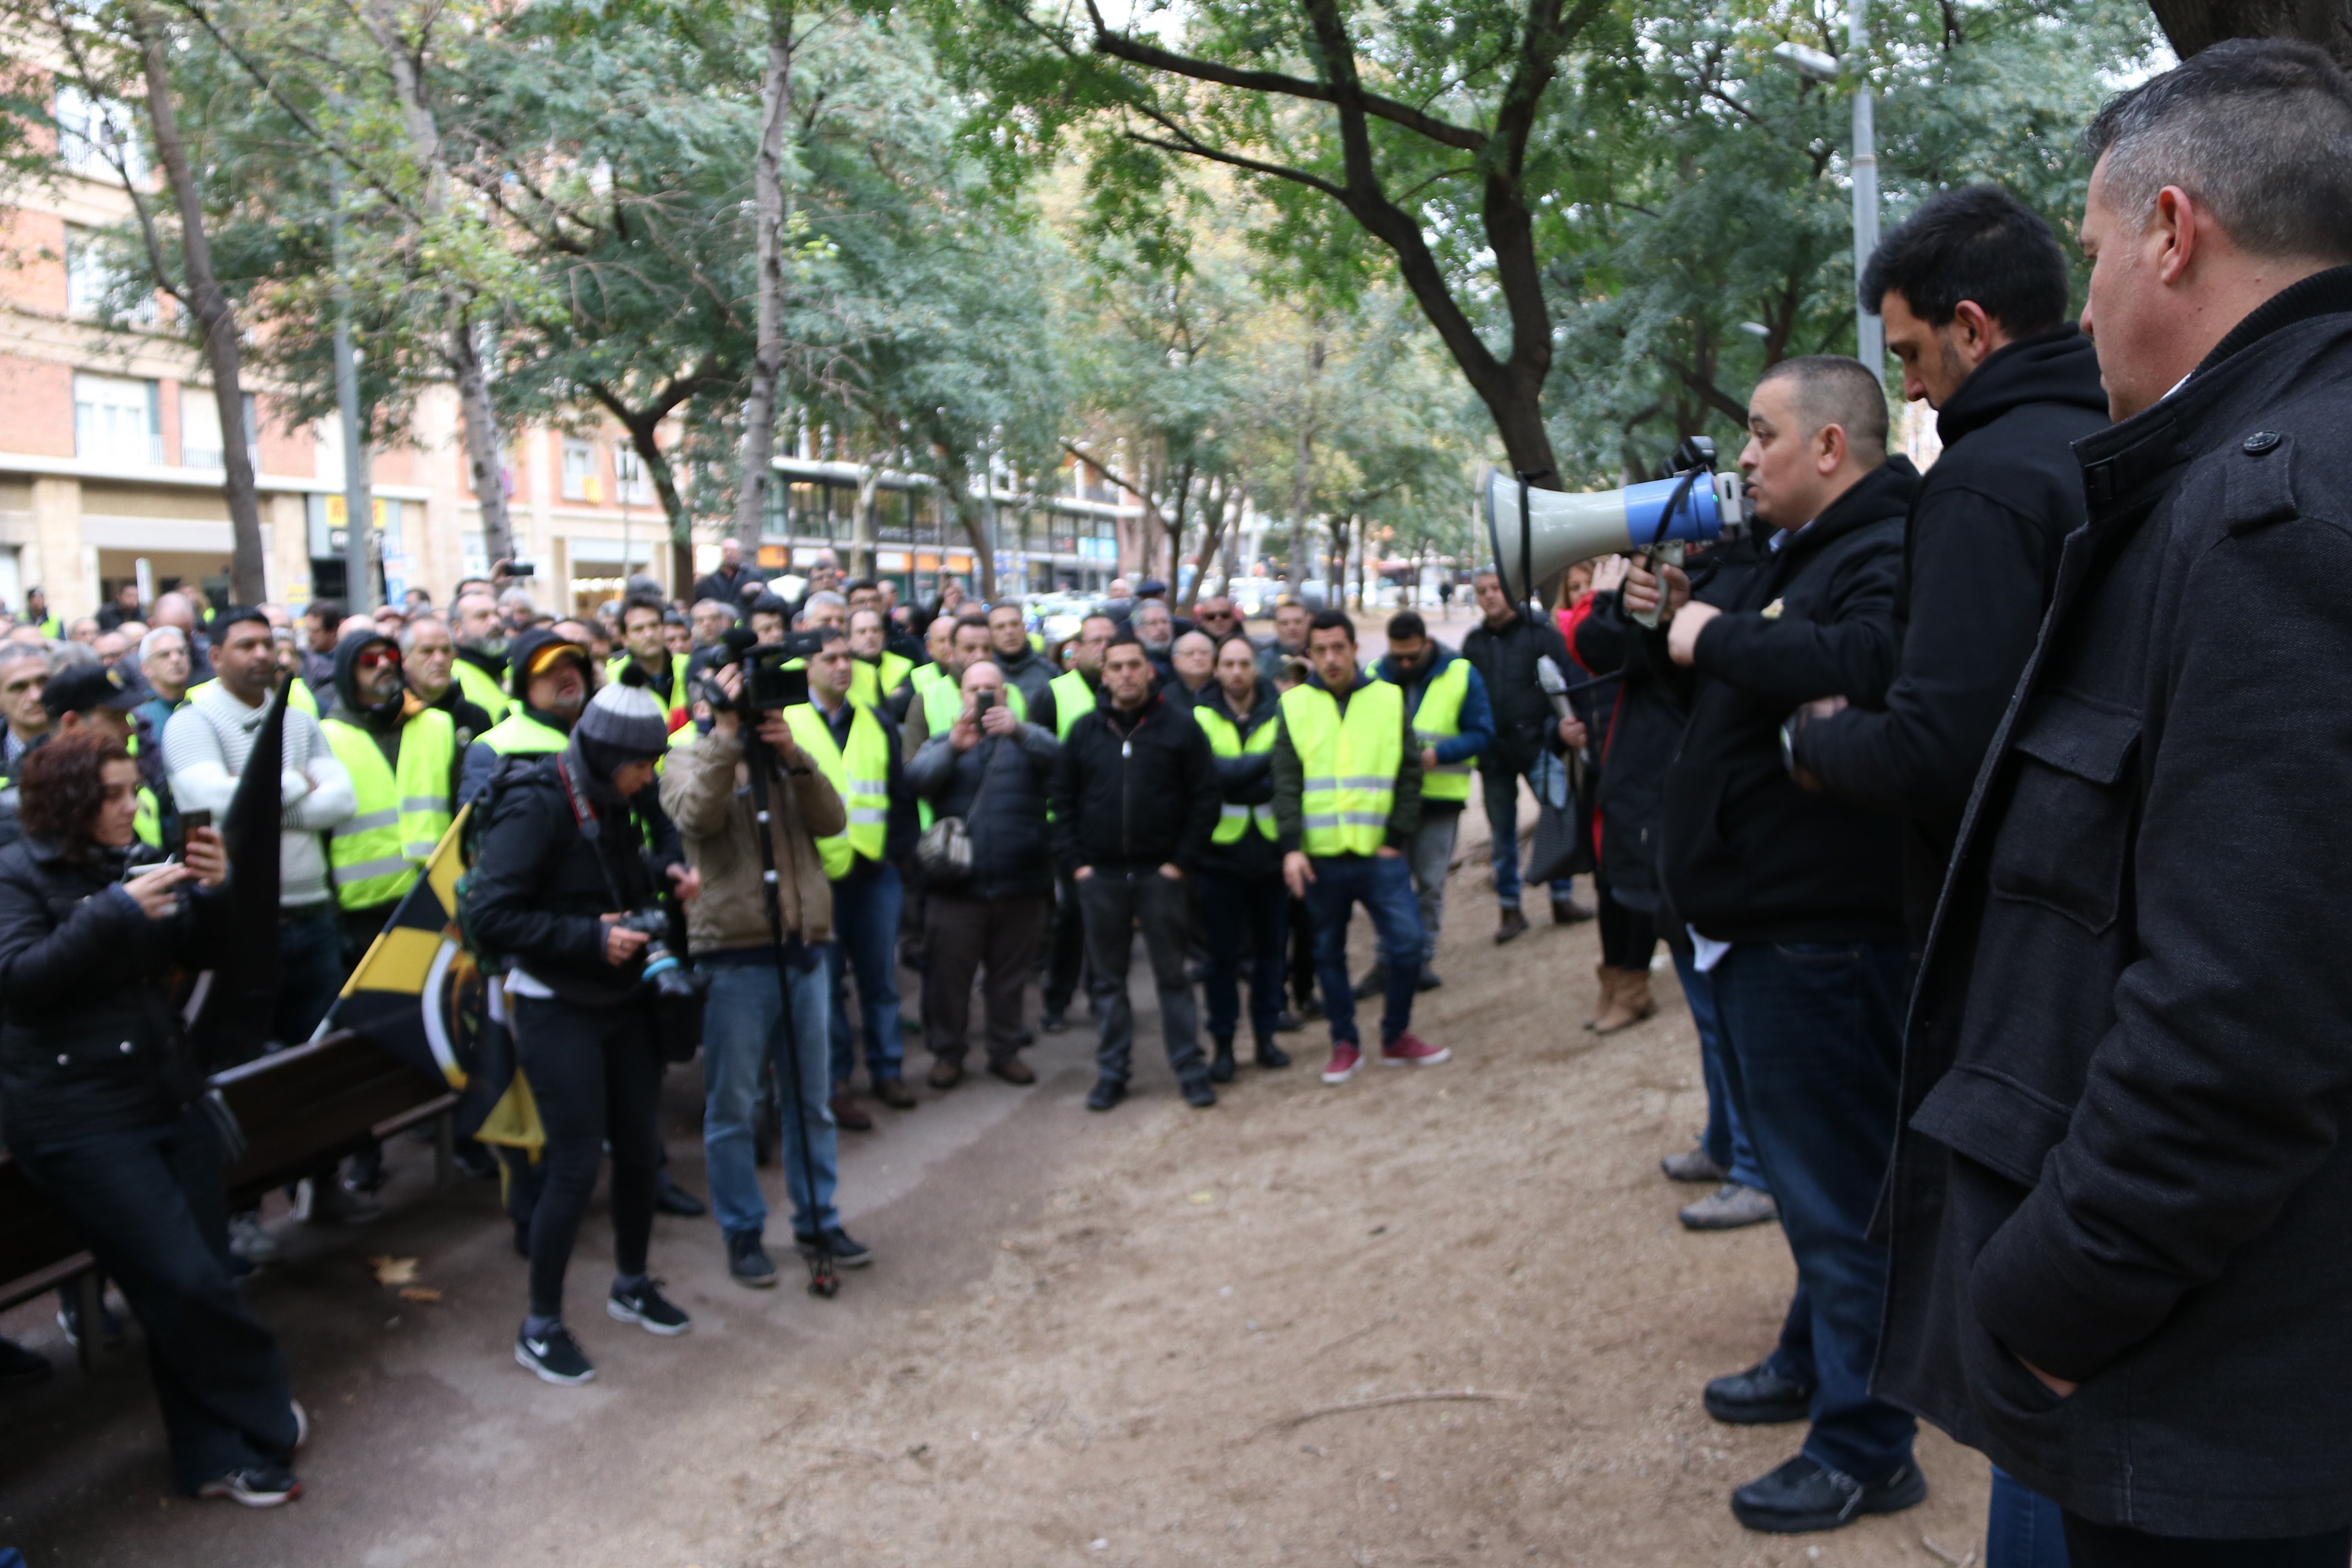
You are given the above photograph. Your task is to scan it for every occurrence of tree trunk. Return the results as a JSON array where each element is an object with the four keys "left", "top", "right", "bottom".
[
  {"left": 1183, "top": 475, "right": 1234, "bottom": 612},
  {"left": 132, "top": 6, "right": 266, "bottom": 603},
  {"left": 2147, "top": 0, "right": 2352, "bottom": 66},
  {"left": 852, "top": 460, "right": 880, "bottom": 581},
  {"left": 956, "top": 453, "right": 995, "bottom": 601},
  {"left": 734, "top": 2, "right": 794, "bottom": 550},
  {"left": 1284, "top": 336, "right": 1322, "bottom": 586}
]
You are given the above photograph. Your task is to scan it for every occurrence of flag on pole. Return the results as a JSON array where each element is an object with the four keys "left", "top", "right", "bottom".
[{"left": 318, "top": 806, "right": 542, "bottom": 1156}]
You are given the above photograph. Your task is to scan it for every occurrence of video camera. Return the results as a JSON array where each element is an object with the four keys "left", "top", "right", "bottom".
[{"left": 700, "top": 626, "right": 821, "bottom": 716}]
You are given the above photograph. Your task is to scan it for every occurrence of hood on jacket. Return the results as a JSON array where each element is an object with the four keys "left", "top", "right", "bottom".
[
  {"left": 332, "top": 631, "right": 409, "bottom": 729},
  {"left": 1937, "top": 325, "right": 2108, "bottom": 448},
  {"left": 505, "top": 627, "right": 592, "bottom": 703}
]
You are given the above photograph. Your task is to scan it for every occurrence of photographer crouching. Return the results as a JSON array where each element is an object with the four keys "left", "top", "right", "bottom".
[
  {"left": 462, "top": 678, "right": 702, "bottom": 1386},
  {"left": 0, "top": 732, "right": 308, "bottom": 1505},
  {"left": 660, "top": 634, "right": 870, "bottom": 1289}
]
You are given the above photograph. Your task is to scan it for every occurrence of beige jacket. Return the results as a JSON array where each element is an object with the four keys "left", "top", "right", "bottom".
[{"left": 658, "top": 726, "right": 846, "bottom": 951}]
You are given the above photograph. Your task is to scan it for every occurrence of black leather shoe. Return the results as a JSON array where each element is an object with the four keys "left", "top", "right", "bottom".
[
  {"left": 1180, "top": 1076, "right": 1217, "bottom": 1108},
  {"left": 652, "top": 1175, "right": 706, "bottom": 1218},
  {"left": 1208, "top": 1038, "right": 1237, "bottom": 1083},
  {"left": 1703, "top": 1362, "right": 1814, "bottom": 1425},
  {"left": 1273, "top": 1010, "right": 1305, "bottom": 1034},
  {"left": 1254, "top": 1035, "right": 1292, "bottom": 1070},
  {"left": 1729, "top": 1454, "right": 1926, "bottom": 1534},
  {"left": 1086, "top": 1079, "right": 1126, "bottom": 1112}
]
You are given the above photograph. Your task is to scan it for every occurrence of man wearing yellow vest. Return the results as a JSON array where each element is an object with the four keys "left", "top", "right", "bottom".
[
  {"left": 1365, "top": 610, "right": 1496, "bottom": 994},
  {"left": 1190, "top": 634, "right": 1293, "bottom": 1081},
  {"left": 1039, "top": 612, "right": 1112, "bottom": 1033},
  {"left": 902, "top": 613, "right": 1027, "bottom": 756},
  {"left": 449, "top": 589, "right": 515, "bottom": 726},
  {"left": 1274, "top": 609, "right": 1446, "bottom": 1084},
  {"left": 318, "top": 630, "right": 457, "bottom": 960},
  {"left": 784, "top": 629, "right": 915, "bottom": 1129},
  {"left": 846, "top": 607, "right": 914, "bottom": 715},
  {"left": 460, "top": 628, "right": 594, "bottom": 804},
  {"left": 610, "top": 594, "right": 693, "bottom": 742}
]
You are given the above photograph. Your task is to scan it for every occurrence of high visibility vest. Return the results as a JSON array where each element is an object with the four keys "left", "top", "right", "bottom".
[
  {"left": 879, "top": 651, "right": 914, "bottom": 698},
  {"left": 453, "top": 657, "right": 511, "bottom": 725},
  {"left": 187, "top": 677, "right": 317, "bottom": 718},
  {"left": 1386, "top": 656, "right": 1477, "bottom": 804},
  {"left": 1278, "top": 681, "right": 1404, "bottom": 857},
  {"left": 1049, "top": 668, "right": 1096, "bottom": 742},
  {"left": 783, "top": 700, "right": 890, "bottom": 878},
  {"left": 1193, "top": 704, "right": 1278, "bottom": 843},
  {"left": 133, "top": 785, "right": 161, "bottom": 848},
  {"left": 33, "top": 616, "right": 61, "bottom": 639},
  {"left": 605, "top": 652, "right": 691, "bottom": 726},
  {"left": 477, "top": 710, "right": 570, "bottom": 758},
  {"left": 917, "top": 675, "right": 1024, "bottom": 827},
  {"left": 910, "top": 662, "right": 947, "bottom": 703},
  {"left": 320, "top": 709, "right": 456, "bottom": 909}
]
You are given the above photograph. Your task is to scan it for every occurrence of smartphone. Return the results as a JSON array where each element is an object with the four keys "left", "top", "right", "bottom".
[
  {"left": 972, "top": 688, "right": 998, "bottom": 715},
  {"left": 181, "top": 809, "right": 211, "bottom": 834}
]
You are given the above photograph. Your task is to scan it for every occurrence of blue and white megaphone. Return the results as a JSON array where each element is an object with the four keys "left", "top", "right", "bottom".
[{"left": 1484, "top": 439, "right": 1746, "bottom": 624}]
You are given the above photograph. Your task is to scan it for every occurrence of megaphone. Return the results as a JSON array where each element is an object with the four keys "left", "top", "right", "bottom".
[{"left": 1483, "top": 444, "right": 1745, "bottom": 614}]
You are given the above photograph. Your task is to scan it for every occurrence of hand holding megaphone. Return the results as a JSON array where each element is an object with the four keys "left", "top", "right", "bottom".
[{"left": 1621, "top": 558, "right": 1692, "bottom": 626}]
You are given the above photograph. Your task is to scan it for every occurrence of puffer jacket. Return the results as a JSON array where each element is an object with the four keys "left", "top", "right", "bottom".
[
  {"left": 0, "top": 836, "right": 224, "bottom": 1146},
  {"left": 906, "top": 722, "right": 1060, "bottom": 902},
  {"left": 658, "top": 724, "right": 846, "bottom": 951}
]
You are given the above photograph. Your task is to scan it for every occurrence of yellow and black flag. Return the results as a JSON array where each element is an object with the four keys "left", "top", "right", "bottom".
[{"left": 317, "top": 807, "right": 543, "bottom": 1157}]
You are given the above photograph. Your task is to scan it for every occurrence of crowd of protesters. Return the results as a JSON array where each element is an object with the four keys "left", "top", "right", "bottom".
[{"left": 2, "top": 38, "right": 2351, "bottom": 1566}]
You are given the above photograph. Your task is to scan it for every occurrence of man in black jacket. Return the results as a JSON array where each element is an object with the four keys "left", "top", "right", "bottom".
[
  {"left": 1793, "top": 184, "right": 2109, "bottom": 939},
  {"left": 1461, "top": 573, "right": 1587, "bottom": 940},
  {"left": 1873, "top": 44, "right": 2352, "bottom": 1566},
  {"left": 1628, "top": 356, "right": 1921, "bottom": 1534},
  {"left": 1191, "top": 635, "right": 1292, "bottom": 1081},
  {"left": 1050, "top": 635, "right": 1218, "bottom": 1112}
]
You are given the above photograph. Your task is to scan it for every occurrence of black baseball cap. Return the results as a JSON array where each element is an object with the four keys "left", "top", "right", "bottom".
[{"left": 42, "top": 663, "right": 142, "bottom": 718}]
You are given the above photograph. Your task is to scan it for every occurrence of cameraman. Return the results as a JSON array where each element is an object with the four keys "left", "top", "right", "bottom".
[
  {"left": 661, "top": 645, "right": 869, "bottom": 1287},
  {"left": 463, "top": 680, "right": 701, "bottom": 1385}
]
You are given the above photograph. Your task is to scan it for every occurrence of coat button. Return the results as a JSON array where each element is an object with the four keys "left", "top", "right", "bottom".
[
  {"left": 55, "top": 1054, "right": 67, "bottom": 1065},
  {"left": 2243, "top": 430, "right": 2282, "bottom": 454},
  {"left": 120, "top": 1041, "right": 134, "bottom": 1053}
]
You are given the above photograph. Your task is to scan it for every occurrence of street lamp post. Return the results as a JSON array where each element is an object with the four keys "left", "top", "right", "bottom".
[{"left": 1773, "top": 1, "right": 1883, "bottom": 384}]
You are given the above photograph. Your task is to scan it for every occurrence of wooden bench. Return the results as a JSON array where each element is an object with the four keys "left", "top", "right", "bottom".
[{"left": 0, "top": 1030, "right": 455, "bottom": 1367}]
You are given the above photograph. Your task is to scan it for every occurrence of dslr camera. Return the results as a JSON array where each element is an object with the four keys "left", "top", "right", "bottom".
[{"left": 700, "top": 627, "right": 823, "bottom": 718}]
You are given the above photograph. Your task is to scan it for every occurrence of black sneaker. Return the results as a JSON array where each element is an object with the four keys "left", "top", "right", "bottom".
[
  {"left": 652, "top": 1175, "right": 707, "bottom": 1218},
  {"left": 607, "top": 1280, "right": 692, "bottom": 1336},
  {"left": 1730, "top": 1454, "right": 1926, "bottom": 1534},
  {"left": 1181, "top": 1077, "right": 1218, "bottom": 1108},
  {"left": 1415, "top": 966, "right": 1442, "bottom": 992},
  {"left": 1040, "top": 1008, "right": 1069, "bottom": 1035},
  {"left": 515, "top": 1324, "right": 597, "bottom": 1385},
  {"left": 1254, "top": 1035, "right": 1292, "bottom": 1069},
  {"left": 198, "top": 1463, "right": 302, "bottom": 1507},
  {"left": 1272, "top": 1010, "right": 1304, "bottom": 1034},
  {"left": 1086, "top": 1078, "right": 1126, "bottom": 1112},
  {"left": 1703, "top": 1360, "right": 1814, "bottom": 1425},
  {"left": 0, "top": 1335, "right": 51, "bottom": 1387},
  {"left": 727, "top": 1231, "right": 778, "bottom": 1289},
  {"left": 795, "top": 1228, "right": 873, "bottom": 1268}
]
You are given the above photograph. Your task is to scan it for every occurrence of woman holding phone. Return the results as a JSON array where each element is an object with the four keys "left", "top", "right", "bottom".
[{"left": 0, "top": 731, "right": 307, "bottom": 1506}]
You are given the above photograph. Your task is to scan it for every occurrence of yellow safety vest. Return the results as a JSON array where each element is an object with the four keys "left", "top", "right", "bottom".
[
  {"left": 1049, "top": 668, "right": 1096, "bottom": 742},
  {"left": 879, "top": 651, "right": 914, "bottom": 698},
  {"left": 452, "top": 657, "right": 511, "bottom": 725},
  {"left": 605, "top": 652, "right": 691, "bottom": 723},
  {"left": 783, "top": 699, "right": 890, "bottom": 878},
  {"left": 320, "top": 709, "right": 456, "bottom": 909},
  {"left": 133, "top": 785, "right": 161, "bottom": 848},
  {"left": 1193, "top": 704, "right": 1278, "bottom": 843},
  {"left": 1278, "top": 681, "right": 1403, "bottom": 857},
  {"left": 34, "top": 616, "right": 61, "bottom": 639},
  {"left": 478, "top": 710, "right": 569, "bottom": 758},
  {"left": 910, "top": 662, "right": 946, "bottom": 702},
  {"left": 1386, "top": 656, "right": 1477, "bottom": 804}
]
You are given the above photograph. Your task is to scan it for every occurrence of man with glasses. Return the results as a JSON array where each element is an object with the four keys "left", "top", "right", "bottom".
[{"left": 1193, "top": 594, "right": 1242, "bottom": 645}]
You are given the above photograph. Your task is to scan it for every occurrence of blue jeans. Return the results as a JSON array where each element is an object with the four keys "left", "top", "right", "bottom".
[
  {"left": 826, "top": 861, "right": 906, "bottom": 1088},
  {"left": 699, "top": 956, "right": 838, "bottom": 1243},
  {"left": 275, "top": 906, "right": 345, "bottom": 1046},
  {"left": 1305, "top": 853, "right": 1424, "bottom": 1046},
  {"left": 1480, "top": 754, "right": 1575, "bottom": 910},
  {"left": 1674, "top": 947, "right": 1768, "bottom": 1192},
  {"left": 1197, "top": 869, "right": 1287, "bottom": 1043},
  {"left": 1989, "top": 1466, "right": 2072, "bottom": 1568},
  {"left": 1705, "top": 939, "right": 1915, "bottom": 1484}
]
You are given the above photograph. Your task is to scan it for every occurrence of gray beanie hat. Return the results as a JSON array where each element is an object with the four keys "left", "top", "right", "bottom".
[{"left": 573, "top": 680, "right": 671, "bottom": 762}]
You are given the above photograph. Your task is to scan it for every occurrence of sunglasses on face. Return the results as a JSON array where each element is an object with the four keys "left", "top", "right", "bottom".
[{"left": 355, "top": 647, "right": 403, "bottom": 674}]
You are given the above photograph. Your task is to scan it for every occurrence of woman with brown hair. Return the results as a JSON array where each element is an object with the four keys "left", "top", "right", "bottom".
[{"left": 0, "top": 731, "right": 307, "bottom": 1505}]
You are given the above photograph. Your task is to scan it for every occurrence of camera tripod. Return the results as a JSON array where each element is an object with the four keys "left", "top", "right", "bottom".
[{"left": 742, "top": 723, "right": 839, "bottom": 1298}]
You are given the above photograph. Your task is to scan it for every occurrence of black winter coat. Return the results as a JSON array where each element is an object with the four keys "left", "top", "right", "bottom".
[
  {"left": 1653, "top": 459, "right": 1916, "bottom": 944},
  {"left": 1192, "top": 681, "right": 1285, "bottom": 883},
  {"left": 1796, "top": 327, "right": 2108, "bottom": 937},
  {"left": 1875, "top": 266, "right": 2352, "bottom": 1539},
  {"left": 1572, "top": 584, "right": 1712, "bottom": 916},
  {"left": 1048, "top": 692, "right": 1218, "bottom": 877},
  {"left": 462, "top": 750, "right": 676, "bottom": 1007},
  {"left": 1460, "top": 609, "right": 1574, "bottom": 773},
  {"left": 0, "top": 838, "right": 225, "bottom": 1146},
  {"left": 906, "top": 723, "right": 1059, "bottom": 902}
]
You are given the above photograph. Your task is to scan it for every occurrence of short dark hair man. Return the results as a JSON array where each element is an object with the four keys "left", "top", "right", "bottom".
[
  {"left": 609, "top": 592, "right": 689, "bottom": 736},
  {"left": 1873, "top": 41, "right": 2352, "bottom": 1566},
  {"left": 1050, "top": 635, "right": 1219, "bottom": 1111},
  {"left": 1274, "top": 609, "right": 1443, "bottom": 1082},
  {"left": 1625, "top": 355, "right": 1921, "bottom": 1535},
  {"left": 1461, "top": 571, "right": 1587, "bottom": 939},
  {"left": 1793, "top": 184, "right": 2109, "bottom": 937}
]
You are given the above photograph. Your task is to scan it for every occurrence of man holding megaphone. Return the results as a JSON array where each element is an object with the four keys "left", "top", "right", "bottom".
[{"left": 1623, "top": 356, "right": 1927, "bottom": 1537}]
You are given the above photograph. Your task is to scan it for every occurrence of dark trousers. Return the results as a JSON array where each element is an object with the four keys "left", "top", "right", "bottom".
[
  {"left": 1044, "top": 867, "right": 1087, "bottom": 1015},
  {"left": 2062, "top": 1518, "right": 2349, "bottom": 1567},
  {"left": 826, "top": 859, "right": 906, "bottom": 1087},
  {"left": 1705, "top": 939, "right": 1914, "bottom": 1484},
  {"left": 1286, "top": 895, "right": 1316, "bottom": 1010},
  {"left": 1304, "top": 853, "right": 1423, "bottom": 1046},
  {"left": 273, "top": 906, "right": 345, "bottom": 1047},
  {"left": 13, "top": 1106, "right": 297, "bottom": 1492},
  {"left": 1198, "top": 869, "right": 1286, "bottom": 1043},
  {"left": 511, "top": 994, "right": 662, "bottom": 1321},
  {"left": 922, "top": 891, "right": 1046, "bottom": 1066},
  {"left": 1595, "top": 878, "right": 1657, "bottom": 969},
  {"left": 1989, "top": 1466, "right": 2072, "bottom": 1568},
  {"left": 1079, "top": 869, "right": 1202, "bottom": 1086}
]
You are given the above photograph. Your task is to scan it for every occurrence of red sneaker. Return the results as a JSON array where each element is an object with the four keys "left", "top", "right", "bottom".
[
  {"left": 1321, "top": 1042, "right": 1363, "bottom": 1084},
  {"left": 1380, "top": 1033, "right": 1450, "bottom": 1068}
]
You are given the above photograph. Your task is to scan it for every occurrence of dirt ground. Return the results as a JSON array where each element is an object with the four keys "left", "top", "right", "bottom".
[{"left": 0, "top": 756, "right": 1992, "bottom": 1567}]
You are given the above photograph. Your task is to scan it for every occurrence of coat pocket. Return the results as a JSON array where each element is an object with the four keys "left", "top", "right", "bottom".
[
  {"left": 1986, "top": 691, "right": 2139, "bottom": 935},
  {"left": 1910, "top": 1063, "right": 2073, "bottom": 1189}
]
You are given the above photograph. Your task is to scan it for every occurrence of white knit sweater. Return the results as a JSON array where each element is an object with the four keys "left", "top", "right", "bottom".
[{"left": 160, "top": 680, "right": 355, "bottom": 908}]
